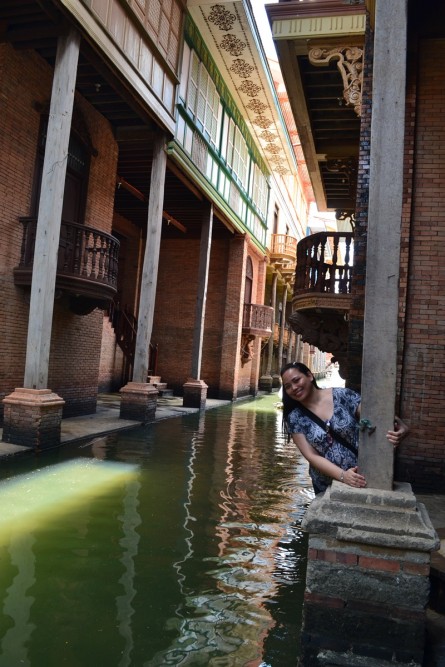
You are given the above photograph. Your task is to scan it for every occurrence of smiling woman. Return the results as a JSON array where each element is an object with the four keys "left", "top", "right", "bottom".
[{"left": 280, "top": 362, "right": 408, "bottom": 494}]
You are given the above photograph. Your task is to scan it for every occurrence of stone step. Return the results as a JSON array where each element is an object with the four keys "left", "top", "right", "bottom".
[
  {"left": 152, "top": 382, "right": 167, "bottom": 391},
  {"left": 158, "top": 389, "right": 174, "bottom": 398},
  {"left": 147, "top": 376, "right": 161, "bottom": 384}
]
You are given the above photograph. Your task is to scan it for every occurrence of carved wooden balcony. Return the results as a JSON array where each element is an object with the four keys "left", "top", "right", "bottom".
[
  {"left": 14, "top": 218, "right": 120, "bottom": 310},
  {"left": 269, "top": 234, "right": 297, "bottom": 285},
  {"left": 242, "top": 303, "right": 274, "bottom": 337},
  {"left": 293, "top": 231, "right": 353, "bottom": 312},
  {"left": 270, "top": 233, "right": 297, "bottom": 262},
  {"left": 289, "top": 231, "right": 354, "bottom": 367}
]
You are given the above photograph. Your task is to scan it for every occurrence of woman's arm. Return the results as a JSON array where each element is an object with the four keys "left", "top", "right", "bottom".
[
  {"left": 292, "top": 433, "right": 367, "bottom": 488},
  {"left": 356, "top": 403, "right": 409, "bottom": 446},
  {"left": 387, "top": 416, "right": 409, "bottom": 446}
]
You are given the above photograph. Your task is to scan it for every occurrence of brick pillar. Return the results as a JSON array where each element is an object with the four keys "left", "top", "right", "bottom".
[
  {"left": 299, "top": 482, "right": 439, "bottom": 666},
  {"left": 119, "top": 382, "right": 158, "bottom": 423},
  {"left": 2, "top": 388, "right": 65, "bottom": 449}
]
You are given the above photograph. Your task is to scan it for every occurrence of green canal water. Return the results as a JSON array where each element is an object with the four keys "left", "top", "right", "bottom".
[{"left": 0, "top": 395, "right": 313, "bottom": 666}]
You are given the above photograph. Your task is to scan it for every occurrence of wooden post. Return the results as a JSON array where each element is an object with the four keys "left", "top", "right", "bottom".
[
  {"left": 190, "top": 202, "right": 213, "bottom": 380},
  {"left": 259, "top": 271, "right": 277, "bottom": 391},
  {"left": 23, "top": 29, "right": 80, "bottom": 389},
  {"left": 358, "top": 0, "right": 408, "bottom": 490},
  {"left": 277, "top": 285, "right": 287, "bottom": 371},
  {"left": 132, "top": 133, "right": 167, "bottom": 383}
]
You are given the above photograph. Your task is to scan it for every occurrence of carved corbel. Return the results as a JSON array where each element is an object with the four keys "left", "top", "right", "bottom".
[
  {"left": 335, "top": 209, "right": 356, "bottom": 230},
  {"left": 309, "top": 45, "right": 363, "bottom": 116}
]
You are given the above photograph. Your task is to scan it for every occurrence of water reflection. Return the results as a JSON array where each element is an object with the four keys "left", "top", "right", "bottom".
[
  {"left": 117, "top": 478, "right": 142, "bottom": 667},
  {"left": 0, "top": 395, "right": 313, "bottom": 666},
  {"left": 0, "top": 533, "right": 36, "bottom": 667}
]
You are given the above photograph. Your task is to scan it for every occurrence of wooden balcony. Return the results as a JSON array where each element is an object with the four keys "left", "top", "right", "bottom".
[
  {"left": 269, "top": 234, "right": 297, "bottom": 285},
  {"left": 289, "top": 232, "right": 354, "bottom": 367},
  {"left": 293, "top": 231, "right": 353, "bottom": 311},
  {"left": 242, "top": 303, "right": 274, "bottom": 337},
  {"left": 269, "top": 233, "right": 297, "bottom": 262},
  {"left": 14, "top": 218, "right": 120, "bottom": 311}
]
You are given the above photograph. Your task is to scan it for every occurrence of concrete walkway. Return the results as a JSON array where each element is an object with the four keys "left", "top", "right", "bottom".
[{"left": 0, "top": 393, "right": 231, "bottom": 457}]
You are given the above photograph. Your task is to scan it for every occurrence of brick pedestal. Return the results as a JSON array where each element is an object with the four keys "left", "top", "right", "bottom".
[
  {"left": 2, "top": 388, "right": 65, "bottom": 449},
  {"left": 183, "top": 379, "right": 208, "bottom": 410},
  {"left": 119, "top": 382, "right": 158, "bottom": 423},
  {"left": 259, "top": 375, "right": 273, "bottom": 392},
  {"left": 300, "top": 482, "right": 439, "bottom": 667}
]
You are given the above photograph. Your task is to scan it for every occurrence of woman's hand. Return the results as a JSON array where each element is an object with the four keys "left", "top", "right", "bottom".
[
  {"left": 341, "top": 466, "right": 367, "bottom": 488},
  {"left": 386, "top": 416, "right": 409, "bottom": 448}
]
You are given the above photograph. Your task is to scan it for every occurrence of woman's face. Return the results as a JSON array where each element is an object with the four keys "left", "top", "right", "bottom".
[{"left": 281, "top": 368, "right": 314, "bottom": 402}]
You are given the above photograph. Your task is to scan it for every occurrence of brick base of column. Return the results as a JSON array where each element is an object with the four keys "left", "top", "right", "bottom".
[
  {"left": 299, "top": 482, "right": 439, "bottom": 667},
  {"left": 2, "top": 388, "right": 65, "bottom": 449},
  {"left": 183, "top": 379, "right": 208, "bottom": 409},
  {"left": 119, "top": 382, "right": 158, "bottom": 423},
  {"left": 272, "top": 373, "right": 281, "bottom": 388},
  {"left": 259, "top": 375, "right": 273, "bottom": 392}
]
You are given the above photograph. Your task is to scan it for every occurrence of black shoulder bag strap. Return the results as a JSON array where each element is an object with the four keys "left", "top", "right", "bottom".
[{"left": 296, "top": 403, "right": 357, "bottom": 456}]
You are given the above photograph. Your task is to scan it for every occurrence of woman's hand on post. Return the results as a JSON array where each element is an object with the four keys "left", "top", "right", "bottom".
[
  {"left": 386, "top": 416, "right": 409, "bottom": 448},
  {"left": 341, "top": 466, "right": 367, "bottom": 488}
]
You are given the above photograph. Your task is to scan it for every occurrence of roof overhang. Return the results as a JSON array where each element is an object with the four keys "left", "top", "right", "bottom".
[
  {"left": 187, "top": 0, "right": 299, "bottom": 181},
  {"left": 266, "top": 0, "right": 367, "bottom": 212}
]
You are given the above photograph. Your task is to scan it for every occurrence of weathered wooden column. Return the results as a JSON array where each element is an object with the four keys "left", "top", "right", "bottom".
[
  {"left": 357, "top": 6, "right": 404, "bottom": 486},
  {"left": 287, "top": 330, "right": 294, "bottom": 365},
  {"left": 2, "top": 29, "right": 81, "bottom": 448},
  {"left": 183, "top": 202, "right": 213, "bottom": 409},
  {"left": 120, "top": 133, "right": 167, "bottom": 423},
  {"left": 275, "top": 285, "right": 287, "bottom": 379},
  {"left": 299, "top": 3, "right": 439, "bottom": 665},
  {"left": 259, "top": 271, "right": 277, "bottom": 392}
]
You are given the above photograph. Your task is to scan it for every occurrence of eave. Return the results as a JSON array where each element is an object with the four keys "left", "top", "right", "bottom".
[
  {"left": 266, "top": 0, "right": 367, "bottom": 212},
  {"left": 187, "top": 0, "right": 299, "bottom": 181}
]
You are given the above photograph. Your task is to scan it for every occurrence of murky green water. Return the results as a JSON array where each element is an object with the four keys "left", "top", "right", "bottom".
[{"left": 0, "top": 395, "right": 313, "bottom": 666}]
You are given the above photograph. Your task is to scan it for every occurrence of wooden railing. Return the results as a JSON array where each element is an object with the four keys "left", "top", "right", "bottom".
[
  {"left": 270, "top": 233, "right": 297, "bottom": 260},
  {"left": 14, "top": 217, "right": 120, "bottom": 300},
  {"left": 294, "top": 232, "right": 353, "bottom": 295},
  {"left": 242, "top": 303, "right": 274, "bottom": 336},
  {"left": 108, "top": 300, "right": 158, "bottom": 384}
]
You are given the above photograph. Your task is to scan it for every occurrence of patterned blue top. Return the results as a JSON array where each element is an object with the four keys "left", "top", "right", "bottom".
[{"left": 287, "top": 387, "right": 361, "bottom": 494}]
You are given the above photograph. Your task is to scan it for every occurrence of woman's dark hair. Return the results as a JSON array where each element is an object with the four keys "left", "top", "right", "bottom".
[{"left": 280, "top": 362, "right": 319, "bottom": 438}]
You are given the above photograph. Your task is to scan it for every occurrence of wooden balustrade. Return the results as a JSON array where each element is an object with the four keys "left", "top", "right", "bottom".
[
  {"left": 294, "top": 232, "right": 353, "bottom": 296},
  {"left": 270, "top": 233, "right": 297, "bottom": 260},
  {"left": 242, "top": 303, "right": 274, "bottom": 337},
  {"left": 14, "top": 217, "right": 120, "bottom": 302}
]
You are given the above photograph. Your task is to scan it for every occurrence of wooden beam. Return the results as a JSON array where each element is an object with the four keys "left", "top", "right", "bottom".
[{"left": 116, "top": 176, "right": 187, "bottom": 233}]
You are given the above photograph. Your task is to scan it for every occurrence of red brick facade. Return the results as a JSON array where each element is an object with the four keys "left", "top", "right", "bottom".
[
  {"left": 1, "top": 43, "right": 267, "bottom": 424},
  {"left": 396, "top": 39, "right": 445, "bottom": 490},
  {"left": 1, "top": 46, "right": 118, "bottom": 418}
]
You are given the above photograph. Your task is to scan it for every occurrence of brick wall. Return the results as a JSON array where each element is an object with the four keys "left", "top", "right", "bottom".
[
  {"left": 347, "top": 18, "right": 374, "bottom": 392},
  {"left": 98, "top": 316, "right": 124, "bottom": 392},
  {"left": 0, "top": 45, "right": 118, "bottom": 419},
  {"left": 396, "top": 39, "right": 445, "bottom": 491},
  {"left": 152, "top": 230, "right": 262, "bottom": 400},
  {"left": 0, "top": 46, "right": 48, "bottom": 415},
  {"left": 219, "top": 235, "right": 246, "bottom": 399}
]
